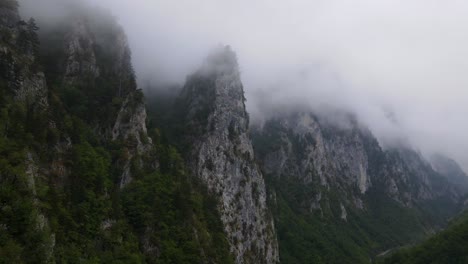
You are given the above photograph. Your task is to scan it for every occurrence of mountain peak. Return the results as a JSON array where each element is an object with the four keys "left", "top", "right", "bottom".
[
  {"left": 199, "top": 45, "right": 239, "bottom": 76},
  {"left": 177, "top": 46, "right": 279, "bottom": 263}
]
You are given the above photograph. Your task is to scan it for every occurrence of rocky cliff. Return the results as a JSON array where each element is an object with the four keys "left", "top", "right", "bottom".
[
  {"left": 254, "top": 112, "right": 463, "bottom": 213},
  {"left": 177, "top": 46, "right": 279, "bottom": 264},
  {"left": 3, "top": 1, "right": 467, "bottom": 263},
  {"left": 0, "top": 1, "right": 47, "bottom": 108},
  {"left": 0, "top": 1, "right": 55, "bottom": 261},
  {"left": 0, "top": 2, "right": 155, "bottom": 261},
  {"left": 430, "top": 153, "right": 468, "bottom": 194},
  {"left": 38, "top": 8, "right": 152, "bottom": 186},
  {"left": 252, "top": 111, "right": 466, "bottom": 262}
]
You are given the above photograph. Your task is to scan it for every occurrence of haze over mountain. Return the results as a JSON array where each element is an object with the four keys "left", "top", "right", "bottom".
[
  {"left": 3, "top": 0, "right": 468, "bottom": 263},
  {"left": 18, "top": 0, "right": 468, "bottom": 173}
]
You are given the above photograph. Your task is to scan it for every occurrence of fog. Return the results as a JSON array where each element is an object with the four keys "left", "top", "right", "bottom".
[{"left": 18, "top": 0, "right": 468, "bottom": 171}]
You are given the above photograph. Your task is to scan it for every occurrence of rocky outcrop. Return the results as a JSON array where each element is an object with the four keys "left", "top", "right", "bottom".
[
  {"left": 377, "top": 147, "right": 461, "bottom": 205},
  {"left": 0, "top": 1, "right": 54, "bottom": 260},
  {"left": 0, "top": 2, "right": 47, "bottom": 108},
  {"left": 254, "top": 112, "right": 372, "bottom": 212},
  {"left": 56, "top": 12, "right": 152, "bottom": 186},
  {"left": 179, "top": 46, "right": 279, "bottom": 264},
  {"left": 253, "top": 112, "right": 463, "bottom": 214},
  {"left": 430, "top": 154, "right": 468, "bottom": 194},
  {"left": 63, "top": 18, "right": 100, "bottom": 84},
  {"left": 112, "top": 90, "right": 153, "bottom": 187}
]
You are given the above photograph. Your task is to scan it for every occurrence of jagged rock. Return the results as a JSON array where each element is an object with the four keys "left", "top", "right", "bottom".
[
  {"left": 253, "top": 111, "right": 463, "bottom": 213},
  {"left": 112, "top": 90, "right": 151, "bottom": 152},
  {"left": 0, "top": 2, "right": 48, "bottom": 108},
  {"left": 63, "top": 18, "right": 100, "bottom": 84},
  {"left": 179, "top": 46, "right": 279, "bottom": 264},
  {"left": 25, "top": 152, "right": 55, "bottom": 262},
  {"left": 430, "top": 153, "right": 468, "bottom": 194},
  {"left": 255, "top": 112, "right": 372, "bottom": 204},
  {"left": 57, "top": 13, "right": 152, "bottom": 186},
  {"left": 340, "top": 203, "right": 347, "bottom": 221}
]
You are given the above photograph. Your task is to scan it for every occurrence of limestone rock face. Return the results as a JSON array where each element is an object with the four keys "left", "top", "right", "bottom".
[
  {"left": 254, "top": 112, "right": 372, "bottom": 211},
  {"left": 63, "top": 18, "right": 100, "bottom": 83},
  {"left": 112, "top": 90, "right": 153, "bottom": 187},
  {"left": 253, "top": 112, "right": 463, "bottom": 214},
  {"left": 180, "top": 46, "right": 279, "bottom": 264},
  {"left": 58, "top": 13, "right": 152, "bottom": 185}
]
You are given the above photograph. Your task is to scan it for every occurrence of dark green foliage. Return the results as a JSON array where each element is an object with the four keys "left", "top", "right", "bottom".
[
  {"left": 253, "top": 119, "right": 459, "bottom": 264},
  {"left": 381, "top": 211, "right": 468, "bottom": 264},
  {"left": 168, "top": 75, "right": 217, "bottom": 153},
  {"left": 122, "top": 158, "right": 233, "bottom": 264},
  {"left": 265, "top": 173, "right": 443, "bottom": 264},
  {"left": 0, "top": 70, "right": 52, "bottom": 264},
  {"left": 0, "top": 7, "right": 233, "bottom": 262}
]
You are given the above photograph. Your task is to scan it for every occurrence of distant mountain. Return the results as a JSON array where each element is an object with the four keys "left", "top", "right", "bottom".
[
  {"left": 430, "top": 153, "right": 468, "bottom": 194},
  {"left": 251, "top": 112, "right": 466, "bottom": 263}
]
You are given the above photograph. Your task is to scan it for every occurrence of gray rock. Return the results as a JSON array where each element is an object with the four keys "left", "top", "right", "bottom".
[
  {"left": 181, "top": 46, "right": 279, "bottom": 264},
  {"left": 254, "top": 111, "right": 463, "bottom": 216}
]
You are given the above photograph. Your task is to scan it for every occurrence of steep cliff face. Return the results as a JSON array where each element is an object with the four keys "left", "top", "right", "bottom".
[
  {"left": 254, "top": 112, "right": 462, "bottom": 212},
  {"left": 1, "top": 1, "right": 236, "bottom": 263},
  {"left": 376, "top": 147, "right": 461, "bottom": 206},
  {"left": 0, "top": 2, "right": 54, "bottom": 262},
  {"left": 0, "top": 1, "right": 47, "bottom": 108},
  {"left": 252, "top": 111, "right": 465, "bottom": 262},
  {"left": 62, "top": 18, "right": 100, "bottom": 84},
  {"left": 430, "top": 154, "right": 468, "bottom": 194},
  {"left": 61, "top": 13, "right": 148, "bottom": 137},
  {"left": 178, "top": 46, "right": 279, "bottom": 264},
  {"left": 38, "top": 9, "right": 152, "bottom": 185},
  {"left": 256, "top": 112, "right": 371, "bottom": 209}
]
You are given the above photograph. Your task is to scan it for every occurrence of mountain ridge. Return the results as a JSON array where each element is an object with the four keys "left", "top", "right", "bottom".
[{"left": 1, "top": 0, "right": 468, "bottom": 263}]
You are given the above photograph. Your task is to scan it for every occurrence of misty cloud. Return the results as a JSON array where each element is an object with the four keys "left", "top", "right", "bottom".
[{"left": 18, "top": 0, "right": 468, "bottom": 170}]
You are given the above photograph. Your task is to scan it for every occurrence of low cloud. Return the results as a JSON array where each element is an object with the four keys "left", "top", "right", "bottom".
[{"left": 19, "top": 0, "right": 468, "bottom": 171}]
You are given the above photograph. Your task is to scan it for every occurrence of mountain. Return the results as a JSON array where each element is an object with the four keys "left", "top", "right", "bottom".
[
  {"left": 0, "top": 1, "right": 234, "bottom": 262},
  {"left": 251, "top": 112, "right": 466, "bottom": 263},
  {"left": 430, "top": 154, "right": 468, "bottom": 194},
  {"left": 175, "top": 46, "right": 279, "bottom": 264},
  {"left": 40, "top": 5, "right": 152, "bottom": 187},
  {"left": 2, "top": 0, "right": 467, "bottom": 263},
  {"left": 381, "top": 210, "right": 468, "bottom": 264}
]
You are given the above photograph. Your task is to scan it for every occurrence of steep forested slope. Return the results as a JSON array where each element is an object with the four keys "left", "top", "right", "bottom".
[
  {"left": 252, "top": 112, "right": 467, "bottom": 263},
  {"left": 381, "top": 211, "right": 468, "bottom": 264},
  {"left": 1, "top": 1, "right": 467, "bottom": 263},
  {"left": 0, "top": 1, "right": 233, "bottom": 262}
]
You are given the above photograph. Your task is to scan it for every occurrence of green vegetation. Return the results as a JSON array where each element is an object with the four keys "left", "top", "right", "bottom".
[
  {"left": 253, "top": 121, "right": 456, "bottom": 264},
  {"left": 267, "top": 175, "right": 436, "bottom": 264},
  {"left": 0, "top": 3, "right": 233, "bottom": 262},
  {"left": 0, "top": 52, "right": 232, "bottom": 264},
  {"left": 381, "top": 211, "right": 468, "bottom": 264}
]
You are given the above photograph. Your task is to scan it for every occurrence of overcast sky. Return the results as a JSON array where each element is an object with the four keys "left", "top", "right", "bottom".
[{"left": 19, "top": 0, "right": 468, "bottom": 171}]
